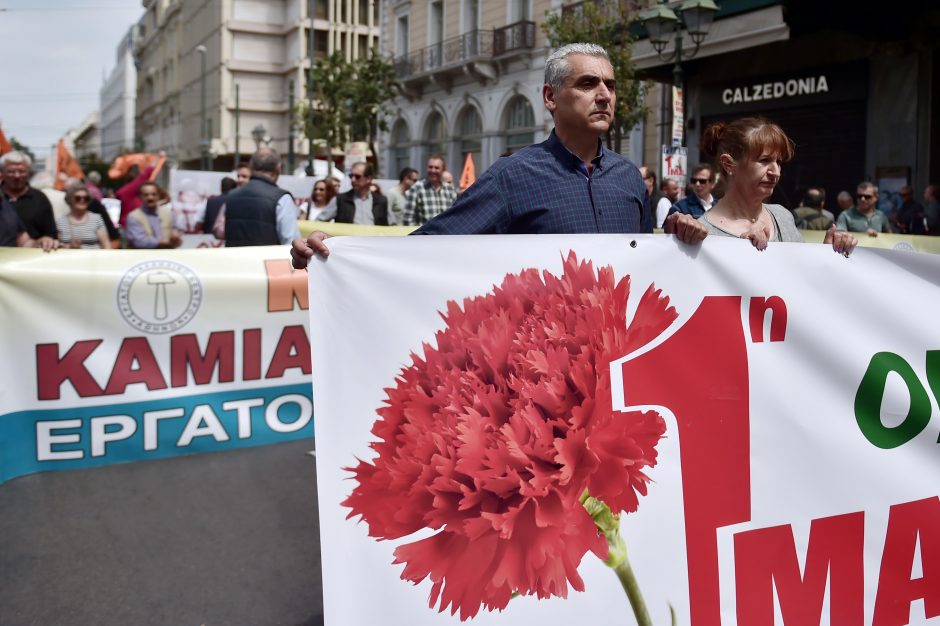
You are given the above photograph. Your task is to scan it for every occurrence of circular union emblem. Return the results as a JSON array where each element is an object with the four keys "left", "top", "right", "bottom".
[
  {"left": 117, "top": 259, "right": 203, "bottom": 334},
  {"left": 892, "top": 241, "right": 915, "bottom": 252}
]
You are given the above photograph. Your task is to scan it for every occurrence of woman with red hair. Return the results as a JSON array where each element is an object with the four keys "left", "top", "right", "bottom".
[{"left": 698, "top": 117, "right": 856, "bottom": 255}]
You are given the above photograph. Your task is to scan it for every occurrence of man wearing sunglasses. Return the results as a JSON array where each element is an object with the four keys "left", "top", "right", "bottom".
[
  {"left": 835, "top": 182, "right": 891, "bottom": 237},
  {"left": 334, "top": 162, "right": 389, "bottom": 225},
  {"left": 667, "top": 164, "right": 717, "bottom": 220}
]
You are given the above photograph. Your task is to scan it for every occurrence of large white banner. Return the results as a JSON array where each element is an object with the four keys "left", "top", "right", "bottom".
[{"left": 308, "top": 235, "right": 940, "bottom": 625}]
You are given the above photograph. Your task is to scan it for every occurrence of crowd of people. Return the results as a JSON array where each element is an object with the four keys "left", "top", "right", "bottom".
[
  {"left": 653, "top": 158, "right": 939, "bottom": 240},
  {"left": 292, "top": 43, "right": 860, "bottom": 266},
  {"left": 0, "top": 149, "right": 176, "bottom": 250},
  {"left": 3, "top": 44, "right": 938, "bottom": 255}
]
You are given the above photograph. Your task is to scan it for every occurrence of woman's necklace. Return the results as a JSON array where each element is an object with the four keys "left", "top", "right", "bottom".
[{"left": 717, "top": 204, "right": 764, "bottom": 226}]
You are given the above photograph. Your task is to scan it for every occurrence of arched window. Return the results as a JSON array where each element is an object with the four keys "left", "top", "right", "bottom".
[
  {"left": 423, "top": 111, "right": 446, "bottom": 164},
  {"left": 390, "top": 119, "right": 411, "bottom": 176},
  {"left": 503, "top": 96, "right": 536, "bottom": 155},
  {"left": 456, "top": 106, "right": 483, "bottom": 176}
]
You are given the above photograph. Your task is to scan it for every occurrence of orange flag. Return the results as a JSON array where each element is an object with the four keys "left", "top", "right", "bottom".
[
  {"left": 108, "top": 153, "right": 159, "bottom": 179},
  {"left": 459, "top": 152, "right": 476, "bottom": 190},
  {"left": 0, "top": 126, "right": 12, "bottom": 156},
  {"left": 55, "top": 139, "right": 84, "bottom": 191},
  {"left": 149, "top": 154, "right": 166, "bottom": 181}
]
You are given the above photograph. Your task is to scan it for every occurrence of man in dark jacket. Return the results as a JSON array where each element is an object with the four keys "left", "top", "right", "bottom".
[
  {"left": 335, "top": 162, "right": 388, "bottom": 225},
  {"left": 223, "top": 148, "right": 300, "bottom": 246},
  {"left": 668, "top": 163, "right": 717, "bottom": 219}
]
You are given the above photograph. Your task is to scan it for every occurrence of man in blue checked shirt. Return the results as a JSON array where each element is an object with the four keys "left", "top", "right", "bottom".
[{"left": 291, "top": 43, "right": 707, "bottom": 268}]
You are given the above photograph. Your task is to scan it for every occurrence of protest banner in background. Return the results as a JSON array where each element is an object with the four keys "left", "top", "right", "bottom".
[
  {"left": 662, "top": 145, "right": 688, "bottom": 197},
  {"left": 169, "top": 170, "right": 319, "bottom": 233},
  {"left": 308, "top": 235, "right": 940, "bottom": 625},
  {"left": 0, "top": 246, "right": 312, "bottom": 485}
]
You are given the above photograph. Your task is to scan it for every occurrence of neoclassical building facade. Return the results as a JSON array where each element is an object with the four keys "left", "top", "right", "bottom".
[{"left": 378, "top": 0, "right": 562, "bottom": 179}]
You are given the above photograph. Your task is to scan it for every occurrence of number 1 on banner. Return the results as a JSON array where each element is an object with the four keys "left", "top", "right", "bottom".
[
  {"left": 615, "top": 296, "right": 752, "bottom": 626},
  {"left": 616, "top": 295, "right": 787, "bottom": 625}
]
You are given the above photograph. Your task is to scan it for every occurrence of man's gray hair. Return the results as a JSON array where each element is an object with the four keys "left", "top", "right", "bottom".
[
  {"left": 858, "top": 181, "right": 879, "bottom": 196},
  {"left": 250, "top": 147, "right": 281, "bottom": 174},
  {"left": 0, "top": 150, "right": 32, "bottom": 170},
  {"left": 544, "top": 43, "right": 610, "bottom": 93},
  {"left": 87, "top": 171, "right": 102, "bottom": 185}
]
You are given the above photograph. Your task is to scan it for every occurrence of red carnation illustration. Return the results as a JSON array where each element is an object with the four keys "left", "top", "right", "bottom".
[{"left": 343, "top": 251, "right": 677, "bottom": 622}]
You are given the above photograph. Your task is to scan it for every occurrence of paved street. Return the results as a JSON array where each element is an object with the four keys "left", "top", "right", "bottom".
[{"left": 0, "top": 439, "right": 323, "bottom": 626}]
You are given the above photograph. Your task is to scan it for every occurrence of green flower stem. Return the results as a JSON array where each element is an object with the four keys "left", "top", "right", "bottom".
[
  {"left": 613, "top": 554, "right": 652, "bottom": 626},
  {"left": 581, "top": 490, "right": 653, "bottom": 626}
]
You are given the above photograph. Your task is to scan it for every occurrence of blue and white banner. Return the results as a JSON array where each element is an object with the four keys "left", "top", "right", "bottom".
[{"left": 0, "top": 247, "right": 314, "bottom": 484}]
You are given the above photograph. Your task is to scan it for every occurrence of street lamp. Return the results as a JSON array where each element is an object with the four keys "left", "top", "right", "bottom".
[
  {"left": 251, "top": 124, "right": 270, "bottom": 148},
  {"left": 640, "top": 0, "right": 719, "bottom": 89},
  {"left": 195, "top": 44, "right": 209, "bottom": 170}
]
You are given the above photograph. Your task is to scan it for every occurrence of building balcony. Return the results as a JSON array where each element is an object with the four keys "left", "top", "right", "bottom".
[
  {"left": 394, "top": 21, "right": 536, "bottom": 90},
  {"left": 493, "top": 20, "right": 537, "bottom": 57}
]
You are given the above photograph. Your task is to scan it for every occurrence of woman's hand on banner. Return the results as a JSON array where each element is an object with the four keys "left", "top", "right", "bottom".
[{"left": 823, "top": 226, "right": 858, "bottom": 257}]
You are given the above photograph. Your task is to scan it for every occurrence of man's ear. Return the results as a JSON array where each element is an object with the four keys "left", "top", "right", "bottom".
[{"left": 543, "top": 84, "right": 556, "bottom": 115}]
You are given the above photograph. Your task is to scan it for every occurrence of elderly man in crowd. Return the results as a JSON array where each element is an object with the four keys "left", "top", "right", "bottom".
[
  {"left": 125, "top": 182, "right": 182, "bottom": 249},
  {"left": 292, "top": 42, "right": 705, "bottom": 266},
  {"left": 836, "top": 182, "right": 892, "bottom": 237},
  {"left": 0, "top": 151, "right": 59, "bottom": 251}
]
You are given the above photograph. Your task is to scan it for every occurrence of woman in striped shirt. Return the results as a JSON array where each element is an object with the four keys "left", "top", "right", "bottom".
[{"left": 57, "top": 183, "right": 110, "bottom": 249}]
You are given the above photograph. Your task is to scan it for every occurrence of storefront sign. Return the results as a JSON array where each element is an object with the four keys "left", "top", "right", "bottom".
[
  {"left": 722, "top": 75, "right": 829, "bottom": 105},
  {"left": 700, "top": 62, "right": 868, "bottom": 115}
]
